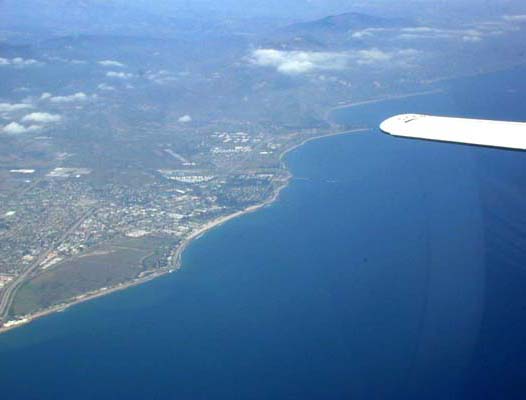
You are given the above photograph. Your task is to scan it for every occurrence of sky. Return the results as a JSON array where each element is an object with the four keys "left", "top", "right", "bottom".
[
  {"left": 1, "top": 0, "right": 526, "bottom": 38},
  {"left": 108, "top": 0, "right": 526, "bottom": 19}
]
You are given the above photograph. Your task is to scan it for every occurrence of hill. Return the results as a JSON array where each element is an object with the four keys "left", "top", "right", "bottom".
[
  {"left": 284, "top": 12, "right": 409, "bottom": 34},
  {"left": 260, "top": 12, "right": 413, "bottom": 50}
]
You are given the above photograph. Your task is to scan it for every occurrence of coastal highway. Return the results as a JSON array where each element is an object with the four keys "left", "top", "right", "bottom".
[{"left": 0, "top": 208, "right": 95, "bottom": 324}]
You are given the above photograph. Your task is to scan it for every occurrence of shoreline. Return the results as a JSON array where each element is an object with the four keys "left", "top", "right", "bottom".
[
  {"left": 325, "top": 89, "right": 444, "bottom": 119},
  {"left": 279, "top": 128, "right": 368, "bottom": 164},
  {"left": 0, "top": 195, "right": 276, "bottom": 335},
  {"left": 0, "top": 128, "right": 365, "bottom": 336}
]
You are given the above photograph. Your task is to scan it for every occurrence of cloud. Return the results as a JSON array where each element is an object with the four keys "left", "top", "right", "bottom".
[
  {"left": 0, "top": 57, "right": 41, "bottom": 67},
  {"left": 21, "top": 112, "right": 62, "bottom": 123},
  {"left": 145, "top": 70, "right": 177, "bottom": 85},
  {"left": 250, "top": 49, "right": 350, "bottom": 74},
  {"left": 40, "top": 92, "right": 52, "bottom": 100},
  {"left": 400, "top": 27, "right": 480, "bottom": 40},
  {"left": 352, "top": 25, "right": 500, "bottom": 43},
  {"left": 178, "top": 115, "right": 192, "bottom": 123},
  {"left": 249, "top": 48, "right": 419, "bottom": 74},
  {"left": 354, "top": 48, "right": 420, "bottom": 66},
  {"left": 462, "top": 35, "right": 482, "bottom": 43},
  {"left": 354, "top": 49, "right": 392, "bottom": 64},
  {"left": 352, "top": 31, "right": 374, "bottom": 39},
  {"left": 349, "top": 16, "right": 524, "bottom": 47},
  {"left": 4, "top": 57, "right": 40, "bottom": 66},
  {"left": 401, "top": 27, "right": 438, "bottom": 34},
  {"left": 351, "top": 27, "right": 412, "bottom": 40},
  {"left": 46, "top": 92, "right": 90, "bottom": 103},
  {"left": 47, "top": 57, "right": 87, "bottom": 65},
  {"left": 503, "top": 15, "right": 526, "bottom": 22},
  {"left": 398, "top": 26, "right": 506, "bottom": 43},
  {"left": 97, "top": 83, "right": 116, "bottom": 91},
  {"left": 98, "top": 60, "right": 126, "bottom": 67},
  {"left": 106, "top": 71, "right": 134, "bottom": 79},
  {"left": 0, "top": 103, "right": 33, "bottom": 113},
  {"left": 2, "top": 122, "right": 41, "bottom": 134},
  {"left": 351, "top": 28, "right": 388, "bottom": 39}
]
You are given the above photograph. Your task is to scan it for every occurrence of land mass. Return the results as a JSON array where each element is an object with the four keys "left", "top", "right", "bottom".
[{"left": 0, "top": 127, "right": 366, "bottom": 334}]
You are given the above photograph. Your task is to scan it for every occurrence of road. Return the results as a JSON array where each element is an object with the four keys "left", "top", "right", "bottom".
[{"left": 0, "top": 208, "right": 95, "bottom": 323}]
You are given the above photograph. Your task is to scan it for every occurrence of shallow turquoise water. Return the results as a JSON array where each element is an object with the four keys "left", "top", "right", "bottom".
[{"left": 1, "top": 67, "right": 526, "bottom": 399}]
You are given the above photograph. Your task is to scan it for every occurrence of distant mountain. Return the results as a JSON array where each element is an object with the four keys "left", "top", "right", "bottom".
[
  {"left": 284, "top": 12, "right": 410, "bottom": 34},
  {"left": 260, "top": 12, "right": 413, "bottom": 50}
]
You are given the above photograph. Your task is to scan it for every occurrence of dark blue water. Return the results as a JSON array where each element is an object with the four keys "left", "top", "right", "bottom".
[{"left": 2, "top": 67, "right": 526, "bottom": 399}]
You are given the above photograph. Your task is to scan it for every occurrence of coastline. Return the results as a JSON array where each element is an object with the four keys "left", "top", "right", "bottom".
[
  {"left": 279, "top": 128, "right": 368, "bottom": 164},
  {"left": 0, "top": 196, "right": 276, "bottom": 335},
  {"left": 0, "top": 128, "right": 365, "bottom": 336},
  {"left": 325, "top": 89, "right": 444, "bottom": 119}
]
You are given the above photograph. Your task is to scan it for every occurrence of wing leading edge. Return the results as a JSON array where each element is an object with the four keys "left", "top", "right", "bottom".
[{"left": 380, "top": 114, "right": 526, "bottom": 150}]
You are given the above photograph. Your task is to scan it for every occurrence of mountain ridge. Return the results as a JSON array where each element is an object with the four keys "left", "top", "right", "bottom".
[{"left": 283, "top": 12, "right": 411, "bottom": 34}]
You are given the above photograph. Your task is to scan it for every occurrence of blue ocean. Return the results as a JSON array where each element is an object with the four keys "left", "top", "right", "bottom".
[{"left": 1, "top": 67, "right": 526, "bottom": 399}]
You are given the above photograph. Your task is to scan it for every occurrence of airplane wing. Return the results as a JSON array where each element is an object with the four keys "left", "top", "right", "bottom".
[{"left": 380, "top": 114, "right": 526, "bottom": 150}]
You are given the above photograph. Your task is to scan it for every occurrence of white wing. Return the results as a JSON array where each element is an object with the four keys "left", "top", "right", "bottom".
[{"left": 380, "top": 114, "right": 526, "bottom": 150}]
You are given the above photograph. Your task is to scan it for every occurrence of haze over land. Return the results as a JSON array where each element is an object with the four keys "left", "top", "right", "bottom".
[{"left": 0, "top": 0, "right": 525, "bottom": 328}]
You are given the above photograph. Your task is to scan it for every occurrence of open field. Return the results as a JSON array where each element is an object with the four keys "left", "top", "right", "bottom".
[{"left": 11, "top": 236, "right": 175, "bottom": 316}]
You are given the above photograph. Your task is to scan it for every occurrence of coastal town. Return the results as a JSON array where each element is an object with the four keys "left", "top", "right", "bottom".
[{"left": 0, "top": 108, "right": 360, "bottom": 330}]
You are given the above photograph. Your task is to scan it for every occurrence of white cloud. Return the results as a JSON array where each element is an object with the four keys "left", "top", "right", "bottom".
[
  {"left": 249, "top": 48, "right": 418, "bottom": 74},
  {"left": 178, "top": 115, "right": 192, "bottom": 123},
  {"left": 401, "top": 27, "right": 436, "bottom": 34},
  {"left": 145, "top": 70, "right": 177, "bottom": 85},
  {"left": 400, "top": 27, "right": 463, "bottom": 40},
  {"left": 352, "top": 31, "right": 374, "bottom": 39},
  {"left": 47, "top": 92, "right": 89, "bottom": 103},
  {"left": 11, "top": 58, "right": 38, "bottom": 66},
  {"left": 351, "top": 28, "right": 387, "bottom": 39},
  {"left": 503, "top": 15, "right": 526, "bottom": 22},
  {"left": 0, "top": 103, "right": 33, "bottom": 113},
  {"left": 0, "top": 57, "right": 41, "bottom": 67},
  {"left": 106, "top": 71, "right": 134, "bottom": 79},
  {"left": 2, "top": 122, "right": 41, "bottom": 134},
  {"left": 397, "top": 26, "right": 495, "bottom": 42},
  {"left": 40, "top": 92, "right": 52, "bottom": 100},
  {"left": 355, "top": 48, "right": 420, "bottom": 66},
  {"left": 250, "top": 49, "right": 350, "bottom": 74},
  {"left": 351, "top": 27, "right": 433, "bottom": 40},
  {"left": 349, "top": 16, "right": 523, "bottom": 46},
  {"left": 462, "top": 35, "right": 482, "bottom": 43},
  {"left": 354, "top": 49, "right": 392, "bottom": 65},
  {"left": 22, "top": 112, "right": 62, "bottom": 124},
  {"left": 97, "top": 83, "right": 116, "bottom": 91},
  {"left": 352, "top": 25, "right": 500, "bottom": 43},
  {"left": 98, "top": 60, "right": 126, "bottom": 67}
]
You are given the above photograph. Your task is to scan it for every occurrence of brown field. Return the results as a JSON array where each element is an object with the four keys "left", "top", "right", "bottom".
[{"left": 11, "top": 236, "right": 175, "bottom": 316}]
